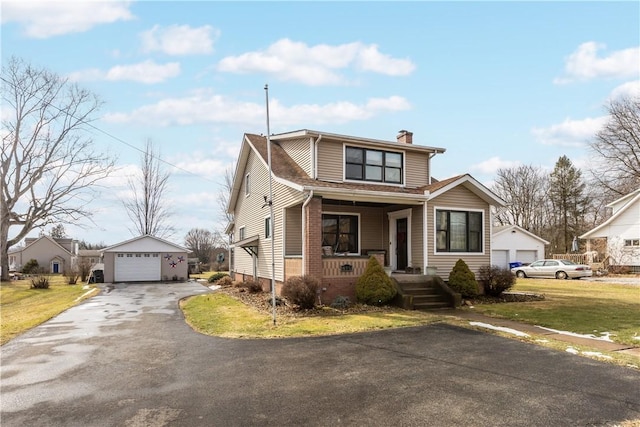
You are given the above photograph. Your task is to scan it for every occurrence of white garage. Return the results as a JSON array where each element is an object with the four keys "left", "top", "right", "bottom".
[
  {"left": 492, "top": 225, "right": 549, "bottom": 268},
  {"left": 102, "top": 235, "right": 189, "bottom": 283}
]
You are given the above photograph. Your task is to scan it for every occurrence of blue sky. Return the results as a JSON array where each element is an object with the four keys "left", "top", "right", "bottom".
[{"left": 2, "top": 1, "right": 639, "bottom": 247}]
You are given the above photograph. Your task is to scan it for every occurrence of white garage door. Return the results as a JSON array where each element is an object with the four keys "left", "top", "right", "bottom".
[
  {"left": 115, "top": 253, "right": 161, "bottom": 282},
  {"left": 516, "top": 250, "right": 537, "bottom": 264},
  {"left": 492, "top": 250, "right": 509, "bottom": 268}
]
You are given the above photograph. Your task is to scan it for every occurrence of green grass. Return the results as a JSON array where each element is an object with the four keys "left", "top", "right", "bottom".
[
  {"left": 0, "top": 276, "right": 98, "bottom": 345},
  {"left": 470, "top": 278, "right": 640, "bottom": 346},
  {"left": 181, "top": 292, "right": 443, "bottom": 339}
]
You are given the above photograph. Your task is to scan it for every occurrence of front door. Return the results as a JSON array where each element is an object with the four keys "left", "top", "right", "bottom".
[
  {"left": 396, "top": 218, "right": 408, "bottom": 270},
  {"left": 52, "top": 262, "right": 60, "bottom": 274}
]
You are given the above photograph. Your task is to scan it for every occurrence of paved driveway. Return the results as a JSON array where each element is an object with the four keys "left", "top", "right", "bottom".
[{"left": 2, "top": 282, "right": 639, "bottom": 427}]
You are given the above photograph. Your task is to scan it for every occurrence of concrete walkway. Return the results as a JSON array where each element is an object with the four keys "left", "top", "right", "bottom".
[{"left": 447, "top": 309, "right": 640, "bottom": 359}]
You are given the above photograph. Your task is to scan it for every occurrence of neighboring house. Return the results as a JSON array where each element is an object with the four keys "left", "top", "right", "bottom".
[
  {"left": 226, "top": 129, "right": 506, "bottom": 302},
  {"left": 101, "top": 235, "right": 188, "bottom": 283},
  {"left": 77, "top": 249, "right": 103, "bottom": 270},
  {"left": 580, "top": 188, "right": 640, "bottom": 271},
  {"left": 8, "top": 236, "right": 77, "bottom": 274},
  {"left": 492, "top": 225, "right": 549, "bottom": 268}
]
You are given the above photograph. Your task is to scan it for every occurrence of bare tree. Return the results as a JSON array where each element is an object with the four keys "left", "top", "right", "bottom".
[
  {"left": 218, "top": 165, "right": 235, "bottom": 225},
  {"left": 122, "top": 139, "right": 174, "bottom": 238},
  {"left": 1, "top": 57, "right": 115, "bottom": 281},
  {"left": 590, "top": 95, "right": 640, "bottom": 195},
  {"left": 491, "top": 164, "right": 549, "bottom": 236},
  {"left": 184, "top": 228, "right": 216, "bottom": 265}
]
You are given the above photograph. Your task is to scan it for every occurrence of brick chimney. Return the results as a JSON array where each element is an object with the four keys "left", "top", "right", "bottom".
[{"left": 397, "top": 130, "right": 413, "bottom": 144}]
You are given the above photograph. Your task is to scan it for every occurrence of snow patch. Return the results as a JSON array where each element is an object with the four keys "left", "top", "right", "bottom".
[
  {"left": 566, "top": 347, "right": 613, "bottom": 360},
  {"left": 537, "top": 326, "right": 614, "bottom": 342},
  {"left": 209, "top": 284, "right": 221, "bottom": 291},
  {"left": 469, "top": 321, "right": 530, "bottom": 337},
  {"left": 535, "top": 339, "right": 550, "bottom": 343}
]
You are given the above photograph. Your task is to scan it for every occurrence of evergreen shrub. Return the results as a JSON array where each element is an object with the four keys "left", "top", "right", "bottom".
[
  {"left": 355, "top": 256, "right": 397, "bottom": 305},
  {"left": 448, "top": 259, "right": 479, "bottom": 298}
]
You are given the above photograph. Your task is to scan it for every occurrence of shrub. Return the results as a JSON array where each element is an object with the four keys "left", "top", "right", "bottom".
[
  {"left": 65, "top": 272, "right": 79, "bottom": 285},
  {"left": 22, "top": 259, "right": 39, "bottom": 274},
  {"left": 215, "top": 276, "right": 234, "bottom": 287},
  {"left": 242, "top": 278, "right": 264, "bottom": 293},
  {"left": 355, "top": 256, "right": 397, "bottom": 305},
  {"left": 448, "top": 259, "right": 479, "bottom": 298},
  {"left": 477, "top": 265, "right": 515, "bottom": 297},
  {"left": 208, "top": 272, "right": 229, "bottom": 283},
  {"left": 30, "top": 275, "right": 50, "bottom": 289},
  {"left": 281, "top": 275, "right": 319, "bottom": 309},
  {"left": 330, "top": 295, "right": 351, "bottom": 310}
]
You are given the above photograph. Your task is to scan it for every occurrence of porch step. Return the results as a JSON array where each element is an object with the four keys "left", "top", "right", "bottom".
[{"left": 393, "top": 274, "right": 452, "bottom": 310}]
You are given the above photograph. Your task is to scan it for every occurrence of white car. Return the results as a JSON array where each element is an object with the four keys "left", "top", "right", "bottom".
[{"left": 511, "top": 259, "right": 593, "bottom": 280}]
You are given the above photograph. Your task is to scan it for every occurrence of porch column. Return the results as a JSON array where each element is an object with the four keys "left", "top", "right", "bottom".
[{"left": 304, "top": 196, "right": 323, "bottom": 278}]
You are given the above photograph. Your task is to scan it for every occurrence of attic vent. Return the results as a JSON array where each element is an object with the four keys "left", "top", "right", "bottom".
[{"left": 397, "top": 130, "right": 413, "bottom": 144}]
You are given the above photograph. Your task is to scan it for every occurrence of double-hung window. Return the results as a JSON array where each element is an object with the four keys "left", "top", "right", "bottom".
[
  {"left": 264, "top": 216, "right": 271, "bottom": 239},
  {"left": 345, "top": 146, "right": 402, "bottom": 184},
  {"left": 322, "top": 214, "right": 359, "bottom": 254},
  {"left": 436, "top": 210, "right": 483, "bottom": 253}
]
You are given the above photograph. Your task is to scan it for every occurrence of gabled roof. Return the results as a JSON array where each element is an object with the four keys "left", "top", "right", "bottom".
[
  {"left": 493, "top": 225, "right": 550, "bottom": 244},
  {"left": 101, "top": 235, "right": 187, "bottom": 253},
  {"left": 580, "top": 188, "right": 640, "bottom": 239},
  {"left": 424, "top": 174, "right": 507, "bottom": 207},
  {"left": 21, "top": 235, "right": 73, "bottom": 255}
]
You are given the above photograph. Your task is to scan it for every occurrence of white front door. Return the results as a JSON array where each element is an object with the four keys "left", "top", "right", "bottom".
[{"left": 388, "top": 208, "right": 412, "bottom": 271}]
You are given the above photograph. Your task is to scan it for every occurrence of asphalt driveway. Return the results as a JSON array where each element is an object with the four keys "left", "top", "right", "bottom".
[{"left": 1, "top": 282, "right": 639, "bottom": 427}]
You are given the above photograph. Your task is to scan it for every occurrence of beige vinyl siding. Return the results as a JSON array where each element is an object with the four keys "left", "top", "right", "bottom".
[
  {"left": 317, "top": 140, "right": 343, "bottom": 181},
  {"left": 405, "top": 151, "right": 430, "bottom": 187},
  {"left": 410, "top": 205, "right": 424, "bottom": 269},
  {"left": 279, "top": 137, "right": 312, "bottom": 176},
  {"left": 427, "top": 186, "right": 491, "bottom": 281}
]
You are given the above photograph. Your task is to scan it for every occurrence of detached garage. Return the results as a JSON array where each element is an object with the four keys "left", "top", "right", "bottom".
[
  {"left": 492, "top": 225, "right": 549, "bottom": 269},
  {"left": 101, "top": 235, "right": 188, "bottom": 283}
]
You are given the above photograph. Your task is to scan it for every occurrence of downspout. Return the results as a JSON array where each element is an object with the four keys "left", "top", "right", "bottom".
[{"left": 301, "top": 190, "right": 314, "bottom": 275}]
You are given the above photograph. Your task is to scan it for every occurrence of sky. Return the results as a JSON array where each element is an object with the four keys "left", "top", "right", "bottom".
[{"left": 2, "top": 1, "right": 639, "bottom": 248}]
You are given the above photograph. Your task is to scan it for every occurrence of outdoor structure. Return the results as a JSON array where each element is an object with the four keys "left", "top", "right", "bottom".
[
  {"left": 492, "top": 225, "right": 549, "bottom": 268},
  {"left": 101, "top": 235, "right": 189, "bottom": 283},
  {"left": 226, "top": 129, "right": 506, "bottom": 302},
  {"left": 7, "top": 236, "right": 77, "bottom": 274},
  {"left": 580, "top": 188, "right": 640, "bottom": 272}
]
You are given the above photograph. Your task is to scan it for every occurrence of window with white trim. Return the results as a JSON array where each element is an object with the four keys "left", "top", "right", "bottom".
[
  {"left": 245, "top": 173, "right": 251, "bottom": 196},
  {"left": 436, "top": 209, "right": 483, "bottom": 253},
  {"left": 624, "top": 239, "right": 640, "bottom": 247},
  {"left": 264, "top": 216, "right": 271, "bottom": 239},
  {"left": 239, "top": 226, "right": 245, "bottom": 240},
  {"left": 345, "top": 146, "right": 403, "bottom": 184}
]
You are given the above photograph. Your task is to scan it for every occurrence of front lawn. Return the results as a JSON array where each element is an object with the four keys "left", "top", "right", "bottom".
[
  {"left": 0, "top": 276, "right": 98, "bottom": 345},
  {"left": 469, "top": 277, "right": 640, "bottom": 346}
]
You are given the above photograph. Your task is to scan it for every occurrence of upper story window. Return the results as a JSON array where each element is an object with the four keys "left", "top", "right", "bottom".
[
  {"left": 239, "top": 226, "right": 245, "bottom": 241},
  {"left": 345, "top": 146, "right": 403, "bottom": 184},
  {"left": 264, "top": 216, "right": 271, "bottom": 239},
  {"left": 244, "top": 173, "right": 251, "bottom": 196},
  {"left": 624, "top": 239, "right": 640, "bottom": 247},
  {"left": 436, "top": 209, "right": 483, "bottom": 253}
]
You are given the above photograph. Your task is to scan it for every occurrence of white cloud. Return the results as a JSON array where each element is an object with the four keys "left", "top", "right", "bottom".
[
  {"left": 217, "top": 38, "right": 415, "bottom": 85},
  {"left": 609, "top": 80, "right": 640, "bottom": 100},
  {"left": 140, "top": 24, "right": 218, "bottom": 56},
  {"left": 102, "top": 90, "right": 411, "bottom": 127},
  {"left": 69, "top": 61, "right": 181, "bottom": 84},
  {"left": 470, "top": 157, "right": 521, "bottom": 174},
  {"left": 1, "top": 1, "right": 134, "bottom": 38},
  {"left": 531, "top": 116, "right": 607, "bottom": 147},
  {"left": 554, "top": 42, "right": 640, "bottom": 84}
]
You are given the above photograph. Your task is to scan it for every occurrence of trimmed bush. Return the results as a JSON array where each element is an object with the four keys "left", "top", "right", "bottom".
[
  {"left": 330, "top": 295, "right": 351, "bottom": 310},
  {"left": 242, "top": 278, "right": 263, "bottom": 293},
  {"left": 215, "top": 276, "right": 234, "bottom": 287},
  {"left": 448, "top": 259, "right": 479, "bottom": 298},
  {"left": 477, "top": 265, "right": 515, "bottom": 297},
  {"left": 281, "top": 275, "right": 319, "bottom": 310},
  {"left": 355, "top": 256, "right": 397, "bottom": 305},
  {"left": 22, "top": 259, "right": 39, "bottom": 274},
  {"left": 208, "top": 272, "right": 229, "bottom": 283},
  {"left": 30, "top": 275, "right": 50, "bottom": 289}
]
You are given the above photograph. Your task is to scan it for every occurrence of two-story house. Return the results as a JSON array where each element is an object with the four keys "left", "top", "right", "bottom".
[{"left": 226, "top": 129, "right": 505, "bottom": 303}]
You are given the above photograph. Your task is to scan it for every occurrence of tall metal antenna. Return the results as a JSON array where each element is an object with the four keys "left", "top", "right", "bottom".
[{"left": 265, "top": 84, "right": 277, "bottom": 326}]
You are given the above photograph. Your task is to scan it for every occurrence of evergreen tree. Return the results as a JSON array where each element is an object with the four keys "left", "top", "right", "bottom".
[{"left": 548, "top": 156, "right": 588, "bottom": 253}]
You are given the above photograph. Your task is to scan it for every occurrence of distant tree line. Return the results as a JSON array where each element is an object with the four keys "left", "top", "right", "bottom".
[{"left": 492, "top": 95, "right": 640, "bottom": 256}]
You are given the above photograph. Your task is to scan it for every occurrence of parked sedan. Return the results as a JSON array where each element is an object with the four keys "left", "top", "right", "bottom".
[{"left": 511, "top": 259, "right": 593, "bottom": 280}]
